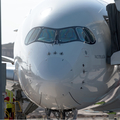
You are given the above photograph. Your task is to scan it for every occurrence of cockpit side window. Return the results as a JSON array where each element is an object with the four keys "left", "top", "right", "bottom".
[
  {"left": 76, "top": 27, "right": 96, "bottom": 44},
  {"left": 76, "top": 27, "right": 85, "bottom": 42},
  {"left": 25, "top": 28, "right": 41, "bottom": 45},
  {"left": 25, "top": 29, "right": 35, "bottom": 45},
  {"left": 37, "top": 28, "right": 55, "bottom": 43},
  {"left": 59, "top": 28, "right": 77, "bottom": 42},
  {"left": 83, "top": 28, "right": 96, "bottom": 44}
]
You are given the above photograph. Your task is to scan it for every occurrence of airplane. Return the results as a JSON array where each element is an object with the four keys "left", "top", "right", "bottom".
[{"left": 2, "top": 0, "right": 120, "bottom": 119}]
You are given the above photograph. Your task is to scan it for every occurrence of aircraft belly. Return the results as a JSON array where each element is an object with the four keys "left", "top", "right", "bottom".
[
  {"left": 55, "top": 93, "right": 81, "bottom": 109},
  {"left": 17, "top": 65, "right": 28, "bottom": 91},
  {"left": 41, "top": 95, "right": 58, "bottom": 109},
  {"left": 24, "top": 83, "right": 41, "bottom": 105}
]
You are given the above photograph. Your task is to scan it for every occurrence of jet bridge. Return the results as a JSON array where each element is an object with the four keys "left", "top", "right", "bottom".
[{"left": 107, "top": 0, "right": 120, "bottom": 65}]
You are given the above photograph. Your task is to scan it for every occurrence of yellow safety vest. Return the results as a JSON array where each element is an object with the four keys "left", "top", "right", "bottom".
[{"left": 6, "top": 89, "right": 13, "bottom": 109}]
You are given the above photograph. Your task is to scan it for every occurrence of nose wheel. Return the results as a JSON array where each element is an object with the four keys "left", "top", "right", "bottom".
[{"left": 45, "top": 108, "right": 78, "bottom": 120}]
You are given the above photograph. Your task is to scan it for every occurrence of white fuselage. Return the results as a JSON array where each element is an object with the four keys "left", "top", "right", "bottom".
[{"left": 14, "top": 0, "right": 119, "bottom": 110}]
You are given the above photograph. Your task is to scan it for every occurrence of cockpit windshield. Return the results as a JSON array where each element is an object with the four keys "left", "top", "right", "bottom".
[
  {"left": 37, "top": 28, "right": 55, "bottom": 43},
  {"left": 25, "top": 26, "right": 96, "bottom": 45},
  {"left": 59, "top": 28, "right": 77, "bottom": 42}
]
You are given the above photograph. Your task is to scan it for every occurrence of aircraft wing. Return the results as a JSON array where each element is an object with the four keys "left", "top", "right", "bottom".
[
  {"left": 2, "top": 56, "right": 19, "bottom": 90},
  {"left": 2, "top": 56, "right": 18, "bottom": 81},
  {"left": 2, "top": 56, "right": 14, "bottom": 65}
]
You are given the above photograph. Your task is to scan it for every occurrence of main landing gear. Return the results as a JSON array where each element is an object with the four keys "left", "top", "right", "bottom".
[
  {"left": 45, "top": 108, "right": 78, "bottom": 120},
  {"left": 108, "top": 111, "right": 117, "bottom": 120}
]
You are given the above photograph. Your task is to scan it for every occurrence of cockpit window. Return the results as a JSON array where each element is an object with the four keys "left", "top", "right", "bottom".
[
  {"left": 76, "top": 27, "right": 85, "bottom": 42},
  {"left": 29, "top": 28, "right": 41, "bottom": 43},
  {"left": 25, "top": 29, "right": 34, "bottom": 45},
  {"left": 83, "top": 28, "right": 96, "bottom": 44},
  {"left": 76, "top": 27, "right": 96, "bottom": 44},
  {"left": 25, "top": 28, "right": 41, "bottom": 45},
  {"left": 37, "top": 28, "right": 55, "bottom": 43},
  {"left": 25, "top": 26, "right": 96, "bottom": 45},
  {"left": 59, "top": 28, "right": 77, "bottom": 42}
]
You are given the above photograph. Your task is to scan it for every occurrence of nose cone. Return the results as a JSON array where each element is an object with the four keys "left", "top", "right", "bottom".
[{"left": 39, "top": 57, "right": 73, "bottom": 82}]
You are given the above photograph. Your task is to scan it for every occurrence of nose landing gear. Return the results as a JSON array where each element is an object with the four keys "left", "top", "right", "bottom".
[
  {"left": 45, "top": 108, "right": 51, "bottom": 119},
  {"left": 45, "top": 108, "right": 78, "bottom": 120}
]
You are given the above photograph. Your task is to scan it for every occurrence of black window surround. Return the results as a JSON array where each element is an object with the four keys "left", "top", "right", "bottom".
[{"left": 25, "top": 26, "right": 96, "bottom": 45}]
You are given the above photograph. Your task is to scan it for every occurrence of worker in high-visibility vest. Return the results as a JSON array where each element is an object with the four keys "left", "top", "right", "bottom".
[
  {"left": 5, "top": 89, "right": 14, "bottom": 118},
  {"left": 4, "top": 92, "right": 9, "bottom": 118}
]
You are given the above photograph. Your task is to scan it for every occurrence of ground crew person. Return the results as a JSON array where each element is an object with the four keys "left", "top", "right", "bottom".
[
  {"left": 5, "top": 89, "right": 14, "bottom": 118},
  {"left": 4, "top": 92, "right": 9, "bottom": 101},
  {"left": 4, "top": 92, "right": 10, "bottom": 118}
]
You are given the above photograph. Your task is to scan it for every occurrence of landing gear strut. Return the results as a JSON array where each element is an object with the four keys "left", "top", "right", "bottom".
[
  {"left": 45, "top": 108, "right": 51, "bottom": 119},
  {"left": 108, "top": 111, "right": 117, "bottom": 120},
  {"left": 60, "top": 111, "right": 65, "bottom": 119},
  {"left": 72, "top": 109, "right": 78, "bottom": 119},
  {"left": 45, "top": 108, "right": 78, "bottom": 120}
]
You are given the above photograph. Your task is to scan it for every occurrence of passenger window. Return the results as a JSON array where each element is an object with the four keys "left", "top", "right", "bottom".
[
  {"left": 59, "top": 28, "right": 77, "bottom": 42},
  {"left": 37, "top": 29, "right": 55, "bottom": 42}
]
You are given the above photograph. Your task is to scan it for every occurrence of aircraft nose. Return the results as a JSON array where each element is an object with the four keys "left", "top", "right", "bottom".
[{"left": 39, "top": 57, "right": 73, "bottom": 82}]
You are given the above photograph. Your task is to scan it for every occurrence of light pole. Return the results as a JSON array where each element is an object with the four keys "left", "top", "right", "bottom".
[{"left": 0, "top": 0, "right": 3, "bottom": 119}]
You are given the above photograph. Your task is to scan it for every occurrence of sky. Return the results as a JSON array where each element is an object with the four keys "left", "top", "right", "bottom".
[{"left": 2, "top": 0, "right": 115, "bottom": 44}]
